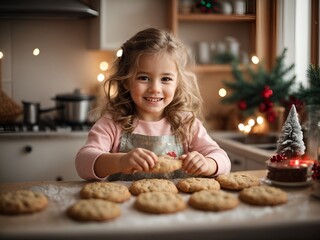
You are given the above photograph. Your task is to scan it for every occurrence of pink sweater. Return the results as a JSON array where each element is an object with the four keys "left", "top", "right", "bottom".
[{"left": 75, "top": 115, "right": 231, "bottom": 180}]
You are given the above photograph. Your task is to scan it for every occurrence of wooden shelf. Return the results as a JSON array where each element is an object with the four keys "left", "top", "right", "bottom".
[
  {"left": 191, "top": 64, "right": 250, "bottom": 73},
  {"left": 178, "top": 14, "right": 256, "bottom": 22}
]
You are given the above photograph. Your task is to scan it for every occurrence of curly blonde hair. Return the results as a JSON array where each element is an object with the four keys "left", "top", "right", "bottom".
[{"left": 102, "top": 28, "right": 203, "bottom": 142}]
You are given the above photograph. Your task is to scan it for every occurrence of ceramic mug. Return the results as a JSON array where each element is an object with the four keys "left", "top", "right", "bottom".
[{"left": 197, "top": 41, "right": 211, "bottom": 64}]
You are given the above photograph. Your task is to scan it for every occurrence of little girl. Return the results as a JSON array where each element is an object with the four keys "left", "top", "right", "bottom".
[{"left": 75, "top": 27, "right": 231, "bottom": 181}]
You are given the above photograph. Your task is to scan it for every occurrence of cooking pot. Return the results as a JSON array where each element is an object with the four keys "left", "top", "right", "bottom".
[
  {"left": 52, "top": 89, "right": 95, "bottom": 124},
  {"left": 22, "top": 101, "right": 56, "bottom": 125}
]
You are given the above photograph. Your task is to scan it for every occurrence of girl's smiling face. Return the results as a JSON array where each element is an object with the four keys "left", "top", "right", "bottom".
[{"left": 128, "top": 53, "right": 178, "bottom": 121}]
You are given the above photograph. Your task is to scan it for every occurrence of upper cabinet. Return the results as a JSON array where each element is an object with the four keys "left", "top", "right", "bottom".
[
  {"left": 167, "top": 0, "right": 276, "bottom": 72},
  {"left": 88, "top": 0, "right": 168, "bottom": 50}
]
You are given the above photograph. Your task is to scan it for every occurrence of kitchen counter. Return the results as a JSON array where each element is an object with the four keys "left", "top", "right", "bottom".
[
  {"left": 209, "top": 131, "right": 279, "bottom": 171},
  {"left": 0, "top": 170, "right": 319, "bottom": 240},
  {"left": 0, "top": 131, "right": 89, "bottom": 138},
  {"left": 210, "top": 131, "right": 275, "bottom": 161}
]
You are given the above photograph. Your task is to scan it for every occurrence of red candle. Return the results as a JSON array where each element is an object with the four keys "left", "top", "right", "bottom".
[{"left": 288, "top": 159, "right": 315, "bottom": 168}]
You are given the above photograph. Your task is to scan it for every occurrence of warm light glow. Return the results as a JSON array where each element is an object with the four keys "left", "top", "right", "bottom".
[
  {"left": 100, "top": 61, "right": 109, "bottom": 71},
  {"left": 0, "top": 51, "right": 3, "bottom": 59},
  {"left": 238, "top": 123, "right": 245, "bottom": 131},
  {"left": 116, "top": 48, "right": 123, "bottom": 57},
  {"left": 248, "top": 119, "right": 255, "bottom": 127},
  {"left": 33, "top": 48, "right": 40, "bottom": 56},
  {"left": 244, "top": 125, "right": 251, "bottom": 133},
  {"left": 97, "top": 73, "right": 105, "bottom": 82},
  {"left": 251, "top": 55, "right": 259, "bottom": 64},
  {"left": 256, "top": 116, "right": 264, "bottom": 125},
  {"left": 218, "top": 88, "right": 227, "bottom": 97}
]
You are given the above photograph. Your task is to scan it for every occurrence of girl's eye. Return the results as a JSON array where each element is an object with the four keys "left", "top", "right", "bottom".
[
  {"left": 137, "top": 76, "right": 149, "bottom": 81},
  {"left": 162, "top": 77, "right": 173, "bottom": 82}
]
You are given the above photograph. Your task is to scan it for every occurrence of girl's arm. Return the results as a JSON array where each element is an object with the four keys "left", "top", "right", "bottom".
[{"left": 185, "top": 118, "right": 231, "bottom": 176}]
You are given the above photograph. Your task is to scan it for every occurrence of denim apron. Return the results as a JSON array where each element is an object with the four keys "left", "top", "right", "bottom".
[{"left": 107, "top": 133, "right": 190, "bottom": 181}]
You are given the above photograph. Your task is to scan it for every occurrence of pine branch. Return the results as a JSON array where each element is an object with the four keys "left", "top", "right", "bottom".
[{"left": 295, "top": 64, "right": 320, "bottom": 105}]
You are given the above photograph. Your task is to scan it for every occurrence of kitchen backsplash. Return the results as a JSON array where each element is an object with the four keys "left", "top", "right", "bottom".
[{"left": 0, "top": 19, "right": 114, "bottom": 109}]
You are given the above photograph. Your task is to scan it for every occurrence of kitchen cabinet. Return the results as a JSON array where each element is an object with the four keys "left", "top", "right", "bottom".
[
  {"left": 88, "top": 0, "right": 168, "bottom": 50},
  {"left": 0, "top": 133, "right": 87, "bottom": 183},
  {"left": 228, "top": 151, "right": 265, "bottom": 171},
  {"left": 227, "top": 151, "right": 246, "bottom": 171},
  {"left": 168, "top": 0, "right": 275, "bottom": 72}
]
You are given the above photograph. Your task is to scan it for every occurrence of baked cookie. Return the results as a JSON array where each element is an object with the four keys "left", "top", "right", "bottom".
[
  {"left": 0, "top": 190, "right": 48, "bottom": 215},
  {"left": 134, "top": 191, "right": 186, "bottom": 214},
  {"left": 216, "top": 173, "right": 261, "bottom": 190},
  {"left": 67, "top": 199, "right": 121, "bottom": 222},
  {"left": 239, "top": 185, "right": 288, "bottom": 206},
  {"left": 149, "top": 155, "right": 182, "bottom": 173},
  {"left": 80, "top": 182, "right": 131, "bottom": 203},
  {"left": 177, "top": 177, "right": 220, "bottom": 193},
  {"left": 188, "top": 190, "right": 239, "bottom": 212},
  {"left": 129, "top": 179, "right": 178, "bottom": 195}
]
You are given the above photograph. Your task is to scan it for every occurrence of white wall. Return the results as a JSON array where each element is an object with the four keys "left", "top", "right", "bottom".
[{"left": 0, "top": 19, "right": 109, "bottom": 109}]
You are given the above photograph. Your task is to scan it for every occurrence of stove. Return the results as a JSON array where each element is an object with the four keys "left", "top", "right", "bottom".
[{"left": 0, "top": 119, "right": 93, "bottom": 133}]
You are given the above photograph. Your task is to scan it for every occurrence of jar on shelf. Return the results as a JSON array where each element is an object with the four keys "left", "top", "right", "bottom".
[{"left": 233, "top": 0, "right": 246, "bottom": 15}]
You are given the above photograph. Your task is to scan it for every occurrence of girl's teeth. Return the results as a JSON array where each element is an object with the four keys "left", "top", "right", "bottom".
[{"left": 146, "top": 97, "right": 162, "bottom": 102}]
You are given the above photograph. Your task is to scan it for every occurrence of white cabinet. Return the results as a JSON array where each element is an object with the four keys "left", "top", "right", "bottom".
[
  {"left": 247, "top": 159, "right": 266, "bottom": 170},
  {"left": 89, "top": 0, "right": 168, "bottom": 50},
  {"left": 0, "top": 134, "right": 87, "bottom": 183},
  {"left": 227, "top": 152, "right": 246, "bottom": 172}
]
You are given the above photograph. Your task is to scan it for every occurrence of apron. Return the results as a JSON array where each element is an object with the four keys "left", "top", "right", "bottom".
[{"left": 107, "top": 133, "right": 190, "bottom": 181}]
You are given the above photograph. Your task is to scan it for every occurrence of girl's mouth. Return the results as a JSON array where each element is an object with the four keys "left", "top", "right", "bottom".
[{"left": 144, "top": 97, "right": 163, "bottom": 102}]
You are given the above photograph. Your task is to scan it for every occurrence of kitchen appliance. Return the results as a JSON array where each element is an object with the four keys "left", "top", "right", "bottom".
[
  {"left": 0, "top": 119, "right": 93, "bottom": 133},
  {"left": 22, "top": 101, "right": 56, "bottom": 125},
  {"left": 1, "top": 89, "right": 96, "bottom": 133},
  {"left": 53, "top": 89, "right": 95, "bottom": 124},
  {"left": 0, "top": 0, "right": 99, "bottom": 19}
]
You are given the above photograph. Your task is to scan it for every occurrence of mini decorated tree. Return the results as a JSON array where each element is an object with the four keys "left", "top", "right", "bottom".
[{"left": 275, "top": 105, "right": 305, "bottom": 160}]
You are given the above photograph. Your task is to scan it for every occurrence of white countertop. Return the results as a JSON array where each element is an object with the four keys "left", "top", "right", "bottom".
[
  {"left": 0, "top": 170, "right": 319, "bottom": 240},
  {"left": 209, "top": 131, "right": 278, "bottom": 164},
  {"left": 0, "top": 131, "right": 88, "bottom": 138}
]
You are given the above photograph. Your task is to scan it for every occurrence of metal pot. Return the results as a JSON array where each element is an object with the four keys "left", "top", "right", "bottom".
[
  {"left": 22, "top": 101, "right": 56, "bottom": 125},
  {"left": 52, "top": 89, "right": 95, "bottom": 124}
]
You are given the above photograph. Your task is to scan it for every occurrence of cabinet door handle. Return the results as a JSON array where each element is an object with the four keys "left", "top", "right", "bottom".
[
  {"left": 24, "top": 145, "right": 33, "bottom": 153},
  {"left": 232, "top": 159, "right": 242, "bottom": 165},
  {"left": 56, "top": 176, "right": 63, "bottom": 181}
]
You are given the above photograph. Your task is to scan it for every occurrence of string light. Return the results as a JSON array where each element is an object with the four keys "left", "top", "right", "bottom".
[
  {"left": 248, "top": 118, "right": 255, "bottom": 127},
  {"left": 251, "top": 55, "right": 259, "bottom": 64},
  {"left": 97, "top": 73, "right": 105, "bottom": 82},
  {"left": 0, "top": 51, "right": 3, "bottom": 59},
  {"left": 238, "top": 115, "right": 266, "bottom": 134},
  {"left": 100, "top": 61, "right": 109, "bottom": 71},
  {"left": 116, "top": 48, "right": 123, "bottom": 57},
  {"left": 33, "top": 48, "right": 40, "bottom": 56},
  {"left": 256, "top": 116, "right": 264, "bottom": 125},
  {"left": 218, "top": 88, "right": 227, "bottom": 97}
]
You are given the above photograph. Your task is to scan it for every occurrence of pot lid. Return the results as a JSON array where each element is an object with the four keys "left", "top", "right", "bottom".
[{"left": 54, "top": 89, "right": 95, "bottom": 101}]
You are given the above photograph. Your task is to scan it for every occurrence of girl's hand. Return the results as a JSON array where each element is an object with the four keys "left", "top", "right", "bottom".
[
  {"left": 180, "top": 151, "right": 213, "bottom": 176},
  {"left": 119, "top": 148, "right": 157, "bottom": 174}
]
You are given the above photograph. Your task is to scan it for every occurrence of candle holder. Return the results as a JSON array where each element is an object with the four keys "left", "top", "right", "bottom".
[{"left": 267, "top": 158, "right": 315, "bottom": 186}]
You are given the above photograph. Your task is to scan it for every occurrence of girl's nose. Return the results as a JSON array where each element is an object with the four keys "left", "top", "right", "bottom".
[{"left": 148, "top": 80, "right": 161, "bottom": 93}]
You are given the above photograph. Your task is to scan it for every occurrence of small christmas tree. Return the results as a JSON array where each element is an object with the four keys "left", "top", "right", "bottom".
[{"left": 276, "top": 105, "right": 305, "bottom": 159}]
